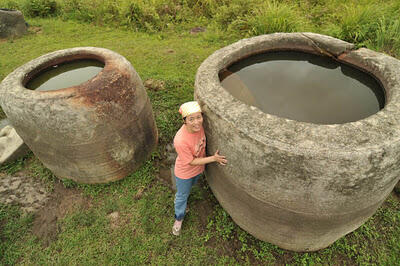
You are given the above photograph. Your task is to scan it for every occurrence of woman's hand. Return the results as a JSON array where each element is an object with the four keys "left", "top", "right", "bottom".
[
  {"left": 189, "top": 149, "right": 228, "bottom": 166},
  {"left": 213, "top": 150, "right": 227, "bottom": 165}
]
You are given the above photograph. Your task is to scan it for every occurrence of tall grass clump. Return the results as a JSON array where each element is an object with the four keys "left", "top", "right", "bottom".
[
  {"left": 325, "top": 3, "right": 384, "bottom": 46},
  {"left": 229, "top": 1, "right": 308, "bottom": 37},
  {"left": 370, "top": 17, "right": 400, "bottom": 56}
]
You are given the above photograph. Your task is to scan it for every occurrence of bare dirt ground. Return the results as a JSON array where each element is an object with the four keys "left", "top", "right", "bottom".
[
  {"left": 32, "top": 181, "right": 91, "bottom": 246},
  {"left": 0, "top": 172, "right": 90, "bottom": 246}
]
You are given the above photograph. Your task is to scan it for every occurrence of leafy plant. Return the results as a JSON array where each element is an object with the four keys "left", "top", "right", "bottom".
[{"left": 24, "top": 0, "right": 58, "bottom": 17}]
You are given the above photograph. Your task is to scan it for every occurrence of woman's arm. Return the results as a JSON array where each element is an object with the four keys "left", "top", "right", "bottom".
[{"left": 189, "top": 150, "right": 227, "bottom": 166}]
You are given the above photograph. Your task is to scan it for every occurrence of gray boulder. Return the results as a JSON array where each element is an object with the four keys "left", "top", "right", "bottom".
[
  {"left": 0, "top": 9, "right": 28, "bottom": 38},
  {"left": 0, "top": 125, "right": 29, "bottom": 164}
]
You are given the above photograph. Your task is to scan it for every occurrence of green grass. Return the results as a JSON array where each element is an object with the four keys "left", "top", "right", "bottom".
[
  {"left": 0, "top": 152, "right": 33, "bottom": 175},
  {"left": 0, "top": 3, "right": 399, "bottom": 264},
  {"left": 0, "top": 204, "right": 34, "bottom": 265}
]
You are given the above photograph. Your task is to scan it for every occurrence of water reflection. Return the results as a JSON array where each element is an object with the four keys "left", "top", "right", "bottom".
[
  {"left": 26, "top": 59, "right": 104, "bottom": 91},
  {"left": 220, "top": 51, "right": 385, "bottom": 124}
]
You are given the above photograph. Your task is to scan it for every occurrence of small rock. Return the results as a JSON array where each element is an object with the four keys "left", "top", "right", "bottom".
[
  {"left": 190, "top": 27, "right": 206, "bottom": 34},
  {"left": 0, "top": 186, "right": 8, "bottom": 193},
  {"left": 109, "top": 211, "right": 119, "bottom": 220},
  {"left": 144, "top": 79, "right": 166, "bottom": 91},
  {"left": 133, "top": 187, "right": 144, "bottom": 200}
]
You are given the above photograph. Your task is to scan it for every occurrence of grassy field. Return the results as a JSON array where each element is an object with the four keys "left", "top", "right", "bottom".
[{"left": 1, "top": 0, "right": 400, "bottom": 265}]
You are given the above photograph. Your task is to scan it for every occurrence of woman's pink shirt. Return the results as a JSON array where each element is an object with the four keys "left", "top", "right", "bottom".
[{"left": 174, "top": 124, "right": 206, "bottom": 179}]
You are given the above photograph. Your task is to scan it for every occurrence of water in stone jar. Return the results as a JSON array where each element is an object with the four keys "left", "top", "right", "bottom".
[
  {"left": 219, "top": 51, "right": 385, "bottom": 124},
  {"left": 26, "top": 59, "right": 104, "bottom": 91}
]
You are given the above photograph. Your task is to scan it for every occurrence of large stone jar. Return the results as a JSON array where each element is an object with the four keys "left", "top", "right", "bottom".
[
  {"left": 195, "top": 33, "right": 400, "bottom": 251},
  {"left": 0, "top": 9, "right": 28, "bottom": 38},
  {"left": 0, "top": 47, "right": 157, "bottom": 184}
]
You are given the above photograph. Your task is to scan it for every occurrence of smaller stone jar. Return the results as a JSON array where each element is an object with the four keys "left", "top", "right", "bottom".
[
  {"left": 0, "top": 47, "right": 158, "bottom": 183},
  {"left": 0, "top": 9, "right": 28, "bottom": 38}
]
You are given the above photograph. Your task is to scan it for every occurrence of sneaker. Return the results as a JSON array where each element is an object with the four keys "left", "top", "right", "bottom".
[{"left": 172, "top": 220, "right": 182, "bottom": 236}]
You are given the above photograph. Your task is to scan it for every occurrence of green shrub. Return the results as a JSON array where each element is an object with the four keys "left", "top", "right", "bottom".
[
  {"left": 24, "top": 0, "right": 58, "bottom": 17},
  {"left": 184, "top": 0, "right": 227, "bottom": 18},
  {"left": 118, "top": 0, "right": 161, "bottom": 32},
  {"left": 60, "top": 0, "right": 99, "bottom": 23},
  {"left": 230, "top": 1, "right": 307, "bottom": 37},
  {"left": 1, "top": 0, "right": 22, "bottom": 10},
  {"left": 212, "top": 0, "right": 254, "bottom": 27}
]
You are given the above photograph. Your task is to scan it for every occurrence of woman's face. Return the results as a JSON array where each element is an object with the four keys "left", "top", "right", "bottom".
[{"left": 185, "top": 112, "right": 203, "bottom": 133}]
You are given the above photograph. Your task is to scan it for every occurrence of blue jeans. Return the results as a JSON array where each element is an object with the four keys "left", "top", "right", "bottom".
[{"left": 174, "top": 173, "right": 201, "bottom": 221}]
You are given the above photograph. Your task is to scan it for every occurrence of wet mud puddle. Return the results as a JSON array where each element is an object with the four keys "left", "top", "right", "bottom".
[
  {"left": 220, "top": 51, "right": 385, "bottom": 124},
  {"left": 26, "top": 59, "right": 104, "bottom": 91}
]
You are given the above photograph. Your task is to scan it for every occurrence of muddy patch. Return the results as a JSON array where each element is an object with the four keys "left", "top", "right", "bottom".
[
  {"left": 32, "top": 181, "right": 90, "bottom": 246},
  {"left": 155, "top": 143, "right": 176, "bottom": 190},
  {"left": 157, "top": 165, "right": 174, "bottom": 189},
  {"left": 193, "top": 183, "right": 215, "bottom": 230},
  {"left": 0, "top": 172, "right": 50, "bottom": 212},
  {"left": 28, "top": 26, "right": 42, "bottom": 34}
]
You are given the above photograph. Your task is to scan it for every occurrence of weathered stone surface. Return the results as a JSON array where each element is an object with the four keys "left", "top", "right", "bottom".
[
  {"left": 195, "top": 33, "right": 400, "bottom": 251},
  {"left": 0, "top": 125, "right": 30, "bottom": 164},
  {"left": 0, "top": 119, "right": 10, "bottom": 130},
  {"left": 10, "top": 179, "right": 21, "bottom": 190},
  {"left": 0, "top": 47, "right": 158, "bottom": 184},
  {"left": 0, "top": 9, "right": 27, "bottom": 38}
]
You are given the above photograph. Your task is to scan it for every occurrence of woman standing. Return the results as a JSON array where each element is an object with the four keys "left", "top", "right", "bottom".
[{"left": 172, "top": 101, "right": 227, "bottom": 236}]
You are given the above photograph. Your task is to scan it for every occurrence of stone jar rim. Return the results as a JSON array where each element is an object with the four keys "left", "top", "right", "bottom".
[
  {"left": 195, "top": 32, "right": 400, "bottom": 154},
  {"left": 0, "top": 47, "right": 132, "bottom": 100},
  {"left": 0, "top": 8, "right": 19, "bottom": 12}
]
